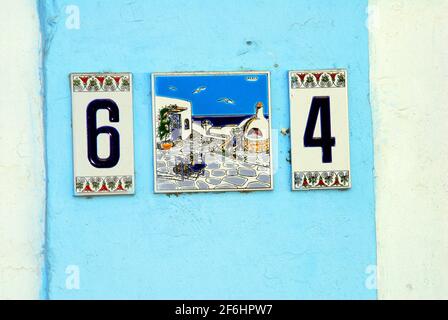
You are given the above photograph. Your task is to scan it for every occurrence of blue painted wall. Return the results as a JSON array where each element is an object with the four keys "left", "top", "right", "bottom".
[{"left": 40, "top": 0, "right": 376, "bottom": 299}]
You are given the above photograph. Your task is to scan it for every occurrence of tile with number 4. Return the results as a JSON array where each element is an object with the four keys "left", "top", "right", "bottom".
[
  {"left": 70, "top": 73, "right": 135, "bottom": 196},
  {"left": 289, "top": 70, "right": 351, "bottom": 191}
]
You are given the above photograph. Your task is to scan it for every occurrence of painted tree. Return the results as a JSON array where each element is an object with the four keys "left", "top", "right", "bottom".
[{"left": 158, "top": 107, "right": 172, "bottom": 142}]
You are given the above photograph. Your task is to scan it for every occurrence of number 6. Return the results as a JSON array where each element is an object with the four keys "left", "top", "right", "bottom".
[{"left": 86, "top": 99, "right": 120, "bottom": 168}]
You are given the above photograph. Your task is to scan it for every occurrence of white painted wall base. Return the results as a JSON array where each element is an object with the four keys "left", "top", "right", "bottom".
[
  {"left": 0, "top": 0, "right": 45, "bottom": 299},
  {"left": 370, "top": 0, "right": 448, "bottom": 300}
]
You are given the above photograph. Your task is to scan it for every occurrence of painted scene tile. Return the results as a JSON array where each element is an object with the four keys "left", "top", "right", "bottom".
[
  {"left": 70, "top": 73, "right": 135, "bottom": 196},
  {"left": 152, "top": 71, "right": 273, "bottom": 193},
  {"left": 289, "top": 70, "right": 351, "bottom": 191}
]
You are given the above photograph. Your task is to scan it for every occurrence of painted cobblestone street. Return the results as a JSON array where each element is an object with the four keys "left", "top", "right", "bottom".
[{"left": 155, "top": 135, "right": 272, "bottom": 192}]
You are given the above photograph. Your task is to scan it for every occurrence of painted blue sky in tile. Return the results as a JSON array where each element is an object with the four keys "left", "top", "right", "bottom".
[{"left": 154, "top": 73, "right": 269, "bottom": 116}]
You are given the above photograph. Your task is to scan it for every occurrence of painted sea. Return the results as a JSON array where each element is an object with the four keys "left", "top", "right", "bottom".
[{"left": 193, "top": 115, "right": 270, "bottom": 127}]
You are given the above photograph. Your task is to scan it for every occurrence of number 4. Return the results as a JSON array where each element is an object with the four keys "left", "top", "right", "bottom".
[{"left": 304, "top": 96, "right": 336, "bottom": 163}]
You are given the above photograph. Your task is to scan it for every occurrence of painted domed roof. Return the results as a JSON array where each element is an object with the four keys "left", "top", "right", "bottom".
[{"left": 243, "top": 102, "right": 269, "bottom": 141}]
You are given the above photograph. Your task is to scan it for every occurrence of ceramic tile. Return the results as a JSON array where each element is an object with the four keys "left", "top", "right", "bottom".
[
  {"left": 289, "top": 70, "right": 351, "bottom": 190},
  {"left": 70, "top": 73, "right": 135, "bottom": 196},
  {"left": 151, "top": 71, "right": 273, "bottom": 193}
]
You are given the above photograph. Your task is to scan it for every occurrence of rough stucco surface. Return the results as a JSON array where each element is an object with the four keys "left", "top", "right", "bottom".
[
  {"left": 41, "top": 0, "right": 376, "bottom": 299},
  {"left": 370, "top": 0, "right": 448, "bottom": 299},
  {"left": 0, "top": 0, "right": 45, "bottom": 299}
]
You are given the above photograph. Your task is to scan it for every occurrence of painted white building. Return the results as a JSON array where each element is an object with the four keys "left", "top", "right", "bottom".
[
  {"left": 241, "top": 102, "right": 270, "bottom": 153},
  {"left": 154, "top": 96, "right": 192, "bottom": 142}
]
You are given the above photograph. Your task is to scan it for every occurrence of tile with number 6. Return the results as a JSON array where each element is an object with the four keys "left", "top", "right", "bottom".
[
  {"left": 70, "top": 73, "right": 135, "bottom": 196},
  {"left": 289, "top": 70, "right": 351, "bottom": 191}
]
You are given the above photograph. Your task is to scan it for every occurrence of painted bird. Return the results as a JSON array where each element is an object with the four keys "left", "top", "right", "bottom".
[
  {"left": 192, "top": 86, "right": 207, "bottom": 94},
  {"left": 217, "top": 97, "right": 236, "bottom": 105},
  {"left": 168, "top": 86, "right": 177, "bottom": 91}
]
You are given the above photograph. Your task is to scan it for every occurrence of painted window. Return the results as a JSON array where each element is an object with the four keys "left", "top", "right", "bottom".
[{"left": 247, "top": 128, "right": 263, "bottom": 139}]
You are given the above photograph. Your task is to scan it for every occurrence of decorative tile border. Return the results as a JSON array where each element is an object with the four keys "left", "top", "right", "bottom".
[
  {"left": 75, "top": 176, "right": 134, "bottom": 194},
  {"left": 294, "top": 171, "right": 350, "bottom": 190},
  {"left": 71, "top": 74, "right": 131, "bottom": 92},
  {"left": 291, "top": 70, "right": 346, "bottom": 89}
]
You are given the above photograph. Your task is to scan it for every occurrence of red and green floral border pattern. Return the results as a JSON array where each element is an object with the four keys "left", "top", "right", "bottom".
[
  {"left": 75, "top": 176, "right": 133, "bottom": 194},
  {"left": 294, "top": 171, "right": 350, "bottom": 190},
  {"left": 291, "top": 71, "right": 346, "bottom": 89},
  {"left": 72, "top": 74, "right": 131, "bottom": 92}
]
